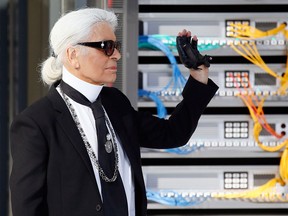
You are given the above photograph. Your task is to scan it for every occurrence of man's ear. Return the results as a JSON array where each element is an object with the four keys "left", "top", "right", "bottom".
[{"left": 66, "top": 47, "right": 80, "bottom": 69}]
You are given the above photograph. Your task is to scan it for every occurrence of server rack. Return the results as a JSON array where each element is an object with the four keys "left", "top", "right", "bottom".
[{"left": 138, "top": 0, "right": 288, "bottom": 215}]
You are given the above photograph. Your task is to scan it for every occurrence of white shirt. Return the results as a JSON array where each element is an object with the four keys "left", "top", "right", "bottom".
[{"left": 57, "top": 67, "right": 135, "bottom": 215}]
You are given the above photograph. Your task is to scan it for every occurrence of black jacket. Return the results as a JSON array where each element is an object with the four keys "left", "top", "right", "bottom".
[{"left": 10, "top": 76, "right": 218, "bottom": 216}]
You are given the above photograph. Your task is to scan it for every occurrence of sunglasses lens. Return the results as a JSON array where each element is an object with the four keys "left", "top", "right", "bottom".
[
  {"left": 104, "top": 41, "right": 121, "bottom": 56},
  {"left": 77, "top": 41, "right": 121, "bottom": 56},
  {"left": 115, "top": 42, "right": 121, "bottom": 52},
  {"left": 104, "top": 41, "right": 113, "bottom": 56}
]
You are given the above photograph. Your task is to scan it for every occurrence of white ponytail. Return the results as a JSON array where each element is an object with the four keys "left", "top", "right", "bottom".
[{"left": 40, "top": 56, "right": 62, "bottom": 86}]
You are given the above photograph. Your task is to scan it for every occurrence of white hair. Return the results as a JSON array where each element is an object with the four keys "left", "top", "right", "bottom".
[{"left": 40, "top": 8, "right": 118, "bottom": 86}]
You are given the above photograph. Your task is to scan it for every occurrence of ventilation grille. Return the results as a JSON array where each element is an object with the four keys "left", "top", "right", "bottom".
[
  {"left": 108, "top": 0, "right": 123, "bottom": 8},
  {"left": 114, "top": 12, "right": 124, "bottom": 90}
]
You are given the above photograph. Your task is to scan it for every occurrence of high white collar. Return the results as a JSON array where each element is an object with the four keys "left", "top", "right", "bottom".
[{"left": 62, "top": 66, "right": 103, "bottom": 103}]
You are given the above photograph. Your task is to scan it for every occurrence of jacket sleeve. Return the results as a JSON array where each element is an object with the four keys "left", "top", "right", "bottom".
[
  {"left": 10, "top": 114, "right": 49, "bottom": 216},
  {"left": 137, "top": 76, "right": 218, "bottom": 149}
]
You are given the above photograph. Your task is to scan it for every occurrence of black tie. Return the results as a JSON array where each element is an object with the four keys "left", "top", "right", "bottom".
[{"left": 60, "top": 81, "right": 128, "bottom": 216}]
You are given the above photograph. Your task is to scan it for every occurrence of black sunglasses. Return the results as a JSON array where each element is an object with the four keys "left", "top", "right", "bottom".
[{"left": 77, "top": 40, "right": 121, "bottom": 57}]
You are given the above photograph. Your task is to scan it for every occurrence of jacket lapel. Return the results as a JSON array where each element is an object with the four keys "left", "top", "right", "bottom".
[
  {"left": 100, "top": 89, "right": 140, "bottom": 172},
  {"left": 48, "top": 83, "right": 141, "bottom": 186},
  {"left": 47, "top": 83, "right": 97, "bottom": 185}
]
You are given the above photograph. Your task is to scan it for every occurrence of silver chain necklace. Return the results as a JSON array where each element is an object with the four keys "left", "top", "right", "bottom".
[{"left": 60, "top": 89, "right": 119, "bottom": 182}]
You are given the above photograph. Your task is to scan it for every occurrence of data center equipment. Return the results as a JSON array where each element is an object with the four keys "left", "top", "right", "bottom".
[
  {"left": 141, "top": 114, "right": 288, "bottom": 158},
  {"left": 138, "top": 0, "right": 288, "bottom": 215},
  {"left": 143, "top": 165, "right": 288, "bottom": 209},
  {"left": 138, "top": 2, "right": 288, "bottom": 56},
  {"left": 138, "top": 63, "right": 288, "bottom": 107}
]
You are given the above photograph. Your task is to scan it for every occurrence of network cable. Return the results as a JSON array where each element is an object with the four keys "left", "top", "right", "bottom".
[
  {"left": 138, "top": 36, "right": 206, "bottom": 154},
  {"left": 228, "top": 35, "right": 288, "bottom": 186},
  {"left": 233, "top": 77, "right": 287, "bottom": 151},
  {"left": 229, "top": 23, "right": 288, "bottom": 94},
  {"left": 138, "top": 35, "right": 187, "bottom": 120},
  {"left": 164, "top": 142, "right": 204, "bottom": 154},
  {"left": 230, "top": 64, "right": 288, "bottom": 190},
  {"left": 228, "top": 22, "right": 287, "bottom": 39},
  {"left": 212, "top": 178, "right": 288, "bottom": 202},
  {"left": 146, "top": 189, "right": 209, "bottom": 207},
  {"left": 147, "top": 183, "right": 288, "bottom": 206},
  {"left": 139, "top": 34, "right": 223, "bottom": 52},
  {"left": 139, "top": 35, "right": 187, "bottom": 93},
  {"left": 138, "top": 89, "right": 167, "bottom": 119}
]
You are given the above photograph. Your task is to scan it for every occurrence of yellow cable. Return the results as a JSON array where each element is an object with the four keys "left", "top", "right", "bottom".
[
  {"left": 283, "top": 28, "right": 288, "bottom": 40},
  {"left": 230, "top": 43, "right": 263, "bottom": 74},
  {"left": 280, "top": 146, "right": 288, "bottom": 182},
  {"left": 279, "top": 79, "right": 288, "bottom": 95},
  {"left": 229, "top": 22, "right": 287, "bottom": 39},
  {"left": 219, "top": 94, "right": 288, "bottom": 202},
  {"left": 230, "top": 35, "right": 286, "bottom": 83},
  {"left": 237, "top": 93, "right": 286, "bottom": 152},
  {"left": 279, "top": 54, "right": 288, "bottom": 94},
  {"left": 213, "top": 178, "right": 286, "bottom": 201},
  {"left": 222, "top": 23, "right": 288, "bottom": 202}
]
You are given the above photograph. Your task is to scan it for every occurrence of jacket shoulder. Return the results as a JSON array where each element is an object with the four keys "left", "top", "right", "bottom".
[
  {"left": 19, "top": 96, "right": 53, "bottom": 116},
  {"left": 101, "top": 87, "right": 134, "bottom": 114}
]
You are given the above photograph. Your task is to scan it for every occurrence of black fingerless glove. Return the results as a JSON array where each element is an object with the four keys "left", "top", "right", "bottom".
[{"left": 176, "top": 35, "right": 212, "bottom": 70}]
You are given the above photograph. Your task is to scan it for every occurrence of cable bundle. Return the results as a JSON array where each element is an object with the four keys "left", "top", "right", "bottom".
[
  {"left": 212, "top": 178, "right": 288, "bottom": 202},
  {"left": 164, "top": 142, "right": 204, "bottom": 154},
  {"left": 224, "top": 69, "right": 288, "bottom": 196},
  {"left": 138, "top": 35, "right": 188, "bottom": 118},
  {"left": 229, "top": 72, "right": 286, "bottom": 151},
  {"left": 146, "top": 190, "right": 209, "bottom": 206},
  {"left": 139, "top": 35, "right": 187, "bottom": 94},
  {"left": 139, "top": 34, "right": 222, "bottom": 52},
  {"left": 220, "top": 22, "right": 288, "bottom": 199},
  {"left": 228, "top": 22, "right": 288, "bottom": 94},
  {"left": 228, "top": 22, "right": 287, "bottom": 39},
  {"left": 138, "top": 89, "right": 167, "bottom": 119}
]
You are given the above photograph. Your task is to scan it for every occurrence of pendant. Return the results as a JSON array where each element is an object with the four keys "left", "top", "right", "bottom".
[{"left": 105, "top": 134, "right": 113, "bottom": 153}]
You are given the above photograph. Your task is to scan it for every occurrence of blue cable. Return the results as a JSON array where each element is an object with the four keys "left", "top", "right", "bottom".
[
  {"left": 139, "top": 36, "right": 205, "bottom": 154},
  {"left": 146, "top": 189, "right": 209, "bottom": 207},
  {"left": 165, "top": 143, "right": 205, "bottom": 154},
  {"left": 138, "top": 35, "right": 187, "bottom": 119},
  {"left": 139, "top": 36, "right": 187, "bottom": 92},
  {"left": 139, "top": 34, "right": 222, "bottom": 52},
  {"left": 138, "top": 89, "right": 167, "bottom": 119}
]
